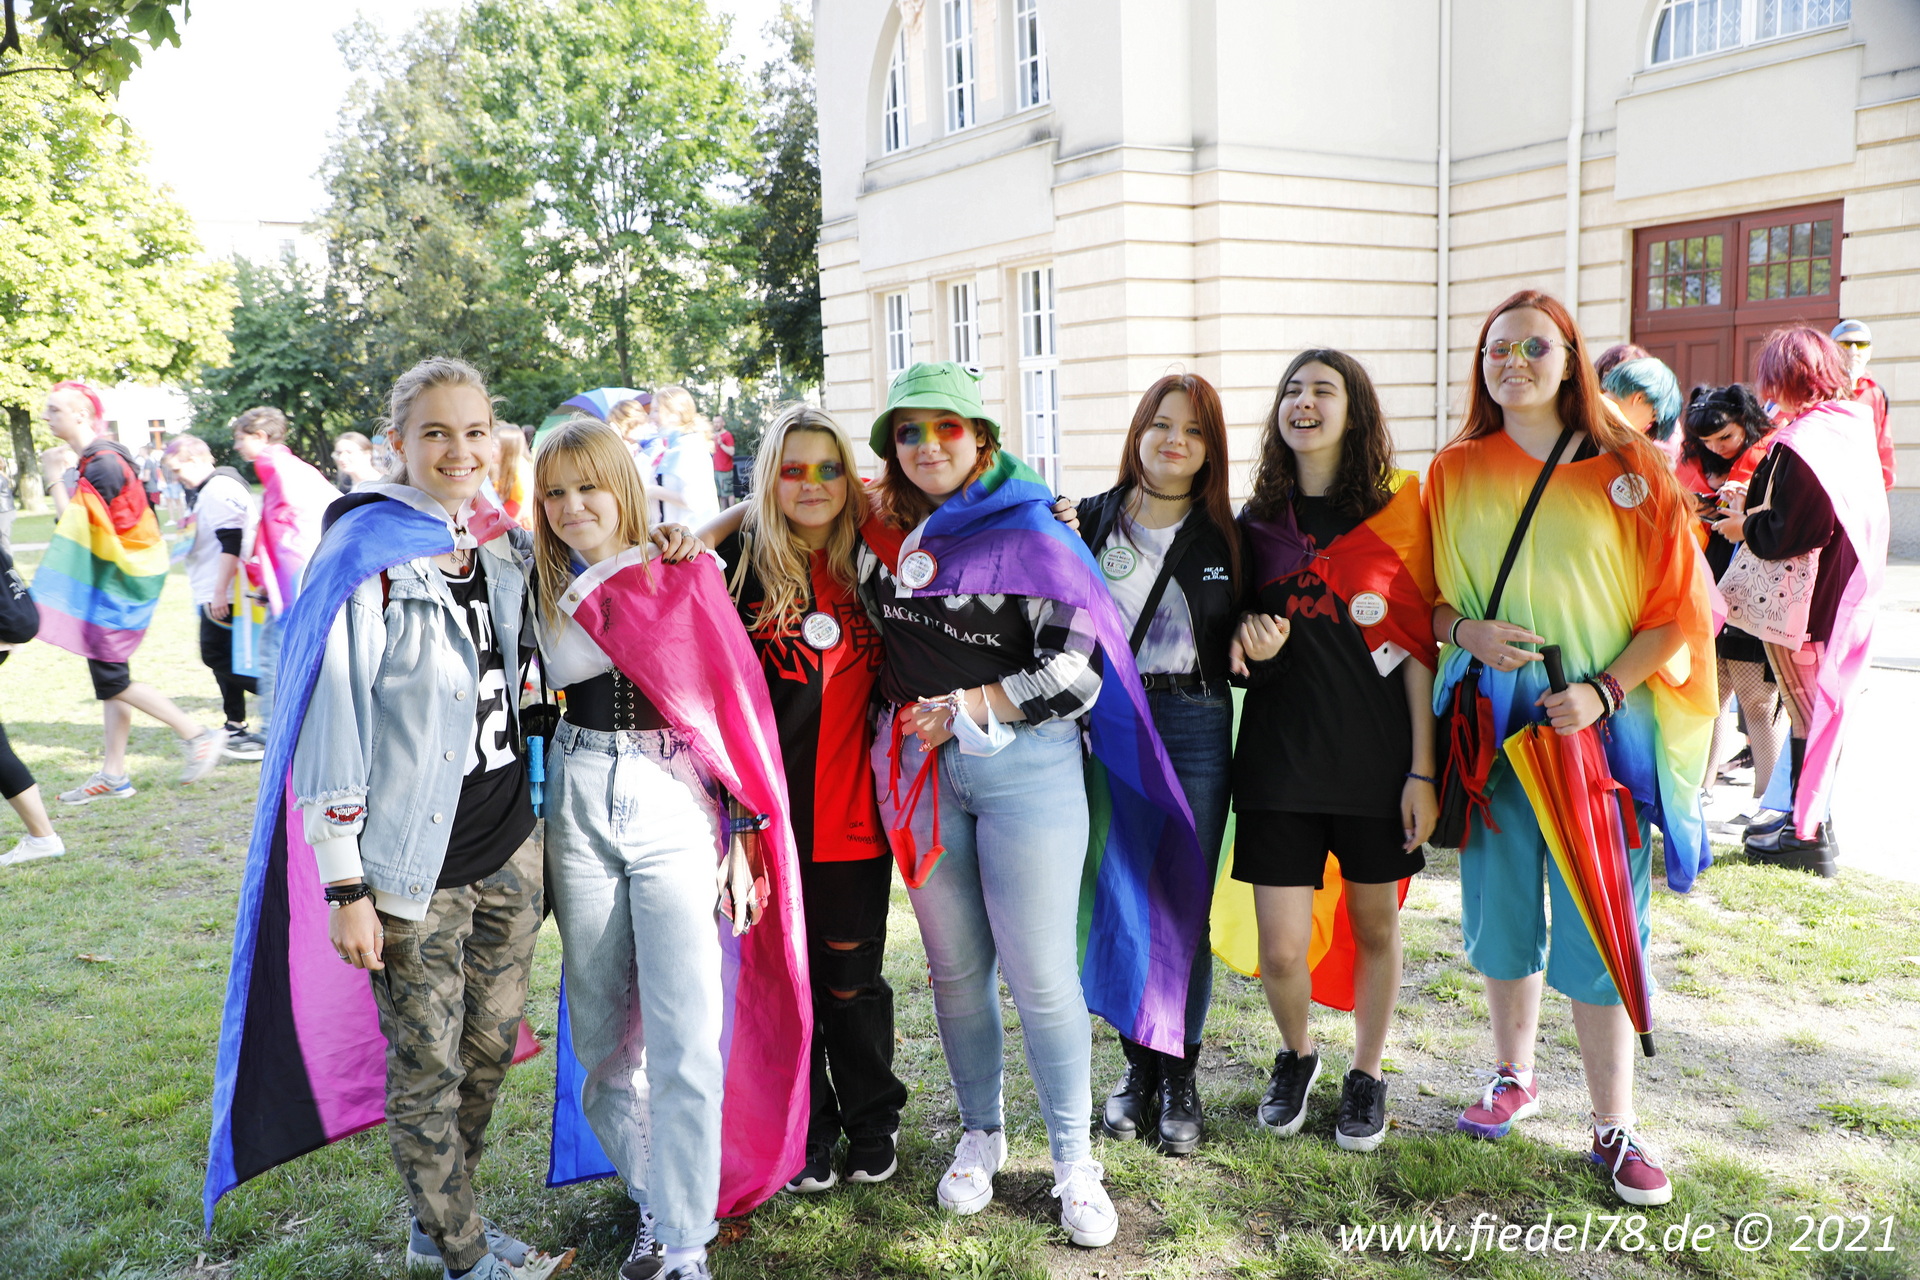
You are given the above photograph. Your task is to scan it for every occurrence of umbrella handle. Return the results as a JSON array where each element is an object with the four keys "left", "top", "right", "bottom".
[
  {"left": 1640, "top": 1031, "right": 1656, "bottom": 1058},
  {"left": 1541, "top": 645, "right": 1568, "bottom": 694}
]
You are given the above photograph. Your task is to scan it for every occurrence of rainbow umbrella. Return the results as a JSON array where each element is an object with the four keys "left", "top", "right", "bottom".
[
  {"left": 560, "top": 386, "right": 647, "bottom": 421},
  {"left": 1503, "top": 646, "right": 1656, "bottom": 1057}
]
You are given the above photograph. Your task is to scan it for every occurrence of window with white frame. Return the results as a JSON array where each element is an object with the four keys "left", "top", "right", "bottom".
[
  {"left": 1650, "top": 0, "right": 1849, "bottom": 65},
  {"left": 1014, "top": 0, "right": 1050, "bottom": 110},
  {"left": 941, "top": 0, "right": 976, "bottom": 133},
  {"left": 882, "top": 29, "right": 910, "bottom": 154},
  {"left": 1016, "top": 266, "right": 1059, "bottom": 486},
  {"left": 884, "top": 293, "right": 912, "bottom": 379},
  {"left": 948, "top": 281, "right": 978, "bottom": 366}
]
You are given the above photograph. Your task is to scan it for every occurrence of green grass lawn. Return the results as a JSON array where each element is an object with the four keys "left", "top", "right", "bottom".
[{"left": 1, "top": 537, "right": 1916, "bottom": 1278}]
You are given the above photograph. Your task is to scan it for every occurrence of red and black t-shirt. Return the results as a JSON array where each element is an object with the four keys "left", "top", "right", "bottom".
[{"left": 719, "top": 532, "right": 885, "bottom": 863}]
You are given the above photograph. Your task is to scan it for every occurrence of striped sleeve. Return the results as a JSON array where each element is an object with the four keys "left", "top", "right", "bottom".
[{"left": 999, "top": 596, "right": 1102, "bottom": 723}]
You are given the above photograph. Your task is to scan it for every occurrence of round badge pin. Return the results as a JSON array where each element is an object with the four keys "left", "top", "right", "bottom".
[
  {"left": 802, "top": 611, "right": 842, "bottom": 650},
  {"left": 1101, "top": 544, "right": 1138, "bottom": 580},
  {"left": 1610, "top": 474, "right": 1650, "bottom": 509},
  {"left": 898, "top": 549, "right": 939, "bottom": 590},
  {"left": 1349, "top": 591, "right": 1389, "bottom": 627}
]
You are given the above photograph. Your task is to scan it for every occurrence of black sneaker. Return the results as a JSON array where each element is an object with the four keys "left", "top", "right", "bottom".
[
  {"left": 620, "top": 1207, "right": 662, "bottom": 1280},
  {"left": 785, "top": 1141, "right": 837, "bottom": 1193},
  {"left": 1334, "top": 1069, "right": 1388, "bottom": 1152},
  {"left": 221, "top": 728, "right": 267, "bottom": 761},
  {"left": 845, "top": 1128, "right": 899, "bottom": 1183},
  {"left": 1256, "top": 1049, "right": 1321, "bottom": 1137}
]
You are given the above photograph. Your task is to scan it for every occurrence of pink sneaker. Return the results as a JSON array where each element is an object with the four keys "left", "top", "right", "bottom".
[
  {"left": 1456, "top": 1069, "right": 1541, "bottom": 1138},
  {"left": 1591, "top": 1122, "right": 1672, "bottom": 1206}
]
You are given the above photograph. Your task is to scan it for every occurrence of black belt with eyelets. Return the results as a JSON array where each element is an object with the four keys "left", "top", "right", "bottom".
[
  {"left": 561, "top": 669, "right": 669, "bottom": 731},
  {"left": 1139, "top": 672, "right": 1206, "bottom": 692}
]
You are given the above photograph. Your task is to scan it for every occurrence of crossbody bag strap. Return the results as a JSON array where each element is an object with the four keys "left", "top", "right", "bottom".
[
  {"left": 1472, "top": 424, "right": 1577, "bottom": 667},
  {"left": 1121, "top": 502, "right": 1196, "bottom": 656}
]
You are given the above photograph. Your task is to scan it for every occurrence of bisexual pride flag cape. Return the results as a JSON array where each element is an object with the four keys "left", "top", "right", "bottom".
[
  {"left": 863, "top": 452, "right": 1210, "bottom": 1056},
  {"left": 203, "top": 493, "right": 538, "bottom": 1228},
  {"left": 34, "top": 444, "right": 169, "bottom": 661},
  {"left": 544, "top": 546, "right": 810, "bottom": 1215},
  {"left": 1209, "top": 474, "right": 1436, "bottom": 1009}
]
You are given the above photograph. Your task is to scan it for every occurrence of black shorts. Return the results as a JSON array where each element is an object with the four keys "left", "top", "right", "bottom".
[
  {"left": 1230, "top": 809, "right": 1426, "bottom": 889},
  {"left": 87, "top": 658, "right": 131, "bottom": 701}
]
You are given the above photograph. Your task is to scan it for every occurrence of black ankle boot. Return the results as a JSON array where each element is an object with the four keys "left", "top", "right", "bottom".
[
  {"left": 1100, "top": 1036, "right": 1160, "bottom": 1141},
  {"left": 1753, "top": 815, "right": 1838, "bottom": 877},
  {"left": 1154, "top": 1043, "right": 1203, "bottom": 1155}
]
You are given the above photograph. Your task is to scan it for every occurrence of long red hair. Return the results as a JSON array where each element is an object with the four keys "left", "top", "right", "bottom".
[
  {"left": 1114, "top": 373, "right": 1241, "bottom": 591},
  {"left": 1454, "top": 290, "right": 1686, "bottom": 522}
]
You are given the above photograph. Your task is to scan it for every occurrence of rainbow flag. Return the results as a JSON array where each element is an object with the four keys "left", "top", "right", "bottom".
[
  {"left": 864, "top": 451, "right": 1210, "bottom": 1057},
  {"left": 1210, "top": 475, "right": 1435, "bottom": 1007},
  {"left": 203, "top": 494, "right": 540, "bottom": 1228},
  {"left": 33, "top": 446, "right": 169, "bottom": 661},
  {"left": 545, "top": 548, "right": 810, "bottom": 1214}
]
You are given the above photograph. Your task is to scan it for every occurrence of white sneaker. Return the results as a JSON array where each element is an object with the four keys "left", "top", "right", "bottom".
[
  {"left": 179, "top": 727, "right": 227, "bottom": 784},
  {"left": 1051, "top": 1158, "right": 1118, "bottom": 1247},
  {"left": 0, "top": 833, "right": 65, "bottom": 867},
  {"left": 936, "top": 1128, "right": 1007, "bottom": 1215}
]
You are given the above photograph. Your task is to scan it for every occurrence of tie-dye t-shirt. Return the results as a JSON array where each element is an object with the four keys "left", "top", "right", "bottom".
[{"left": 1426, "top": 429, "right": 1718, "bottom": 889}]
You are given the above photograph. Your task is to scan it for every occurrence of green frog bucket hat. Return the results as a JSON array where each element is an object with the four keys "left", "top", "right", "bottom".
[{"left": 869, "top": 362, "right": 1002, "bottom": 455}]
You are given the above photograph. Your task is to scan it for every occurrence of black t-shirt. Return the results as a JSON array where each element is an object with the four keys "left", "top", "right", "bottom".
[
  {"left": 1232, "top": 495, "right": 1411, "bottom": 819},
  {"left": 437, "top": 558, "right": 534, "bottom": 888},
  {"left": 871, "top": 556, "right": 1038, "bottom": 705}
]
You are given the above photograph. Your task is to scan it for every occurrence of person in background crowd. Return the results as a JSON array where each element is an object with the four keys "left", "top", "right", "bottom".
[
  {"left": 42, "top": 444, "right": 75, "bottom": 517},
  {"left": 1716, "top": 329, "right": 1889, "bottom": 877},
  {"left": 1593, "top": 343, "right": 1651, "bottom": 381},
  {"left": 609, "top": 395, "right": 663, "bottom": 481},
  {"left": 0, "top": 538, "right": 63, "bottom": 867},
  {"left": 1429, "top": 291, "right": 1716, "bottom": 1208},
  {"left": 712, "top": 419, "right": 737, "bottom": 506},
  {"left": 137, "top": 444, "right": 167, "bottom": 514},
  {"left": 0, "top": 456, "right": 16, "bottom": 553},
  {"left": 34, "top": 382, "right": 225, "bottom": 800},
  {"left": 333, "top": 431, "right": 385, "bottom": 491},
  {"left": 700, "top": 405, "right": 909, "bottom": 1196},
  {"left": 1601, "top": 357, "right": 1683, "bottom": 458},
  {"left": 1229, "top": 351, "right": 1437, "bottom": 1156},
  {"left": 648, "top": 387, "right": 720, "bottom": 526},
  {"left": 1676, "top": 386, "right": 1782, "bottom": 808},
  {"left": 491, "top": 424, "right": 535, "bottom": 529},
  {"left": 1831, "top": 319, "right": 1894, "bottom": 490},
  {"left": 160, "top": 435, "right": 266, "bottom": 761},
  {"left": 1076, "top": 373, "right": 1241, "bottom": 1157},
  {"left": 231, "top": 407, "right": 335, "bottom": 735}
]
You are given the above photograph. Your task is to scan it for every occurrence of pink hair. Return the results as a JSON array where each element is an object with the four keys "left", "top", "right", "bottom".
[
  {"left": 1755, "top": 327, "right": 1850, "bottom": 410},
  {"left": 50, "top": 380, "right": 105, "bottom": 424}
]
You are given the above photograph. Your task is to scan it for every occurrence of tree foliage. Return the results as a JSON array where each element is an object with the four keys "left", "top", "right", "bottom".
[
  {"left": 741, "top": 2, "right": 821, "bottom": 388},
  {"left": 0, "top": 1, "right": 189, "bottom": 94},
  {"left": 0, "top": 67, "right": 234, "bottom": 502}
]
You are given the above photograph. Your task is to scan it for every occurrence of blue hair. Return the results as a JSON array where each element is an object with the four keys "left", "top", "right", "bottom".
[{"left": 1601, "top": 357, "right": 1682, "bottom": 441}]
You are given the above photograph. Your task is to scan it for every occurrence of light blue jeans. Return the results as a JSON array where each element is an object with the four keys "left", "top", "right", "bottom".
[
  {"left": 873, "top": 715, "right": 1093, "bottom": 1163},
  {"left": 255, "top": 614, "right": 280, "bottom": 731},
  {"left": 545, "top": 720, "right": 724, "bottom": 1251}
]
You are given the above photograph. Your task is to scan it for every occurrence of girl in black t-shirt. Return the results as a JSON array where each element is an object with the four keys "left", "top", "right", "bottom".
[{"left": 1229, "top": 349, "right": 1438, "bottom": 1155}]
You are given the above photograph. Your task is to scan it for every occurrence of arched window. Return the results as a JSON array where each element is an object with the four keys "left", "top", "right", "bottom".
[
  {"left": 1650, "top": 0, "right": 1850, "bottom": 66},
  {"left": 882, "top": 28, "right": 910, "bottom": 154}
]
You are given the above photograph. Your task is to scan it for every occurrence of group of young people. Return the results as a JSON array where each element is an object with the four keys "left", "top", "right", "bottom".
[{"left": 190, "top": 285, "right": 1887, "bottom": 1278}]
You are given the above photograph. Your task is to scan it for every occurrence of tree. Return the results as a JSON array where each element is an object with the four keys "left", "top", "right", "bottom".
[
  {"left": 462, "top": 0, "right": 756, "bottom": 389},
  {"left": 741, "top": 2, "right": 821, "bottom": 388},
  {"left": 0, "top": 69, "right": 234, "bottom": 507},
  {"left": 0, "top": 1, "right": 190, "bottom": 94}
]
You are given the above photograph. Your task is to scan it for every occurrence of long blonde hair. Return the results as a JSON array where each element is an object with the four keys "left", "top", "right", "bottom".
[
  {"left": 531, "top": 417, "right": 653, "bottom": 629},
  {"left": 381, "top": 356, "right": 495, "bottom": 485},
  {"left": 652, "top": 385, "right": 700, "bottom": 436},
  {"left": 739, "top": 405, "right": 863, "bottom": 630}
]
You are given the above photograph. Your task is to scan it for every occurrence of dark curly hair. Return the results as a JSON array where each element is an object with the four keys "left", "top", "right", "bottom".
[
  {"left": 1679, "top": 383, "right": 1771, "bottom": 484},
  {"left": 1245, "top": 349, "right": 1398, "bottom": 523}
]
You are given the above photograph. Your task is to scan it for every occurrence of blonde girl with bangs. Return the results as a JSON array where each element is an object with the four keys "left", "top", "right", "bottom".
[
  {"left": 530, "top": 416, "right": 747, "bottom": 1280},
  {"left": 698, "top": 405, "right": 908, "bottom": 1194}
]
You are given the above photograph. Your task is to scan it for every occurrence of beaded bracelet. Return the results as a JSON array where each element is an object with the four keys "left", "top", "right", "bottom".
[{"left": 1406, "top": 771, "right": 1438, "bottom": 785}]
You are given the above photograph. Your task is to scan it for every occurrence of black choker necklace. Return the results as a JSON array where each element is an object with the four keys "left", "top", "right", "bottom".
[{"left": 1138, "top": 483, "right": 1191, "bottom": 502}]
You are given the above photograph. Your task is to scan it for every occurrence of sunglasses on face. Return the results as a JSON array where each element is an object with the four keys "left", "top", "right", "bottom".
[
  {"left": 777, "top": 460, "right": 846, "bottom": 484},
  {"left": 894, "top": 417, "right": 971, "bottom": 447},
  {"left": 1837, "top": 340, "right": 1871, "bottom": 351},
  {"left": 1482, "top": 336, "right": 1562, "bottom": 362}
]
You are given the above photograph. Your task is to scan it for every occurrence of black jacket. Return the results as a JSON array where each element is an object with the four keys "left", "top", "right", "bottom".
[{"left": 1076, "top": 485, "right": 1245, "bottom": 689}]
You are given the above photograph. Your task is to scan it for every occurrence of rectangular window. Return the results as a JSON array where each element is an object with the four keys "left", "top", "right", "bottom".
[
  {"left": 1758, "top": 0, "right": 1849, "bottom": 40},
  {"left": 1014, "top": 0, "right": 1049, "bottom": 110},
  {"left": 1645, "top": 233, "right": 1726, "bottom": 311},
  {"left": 942, "top": 0, "right": 975, "bottom": 133},
  {"left": 948, "top": 281, "right": 978, "bottom": 366},
  {"left": 884, "top": 293, "right": 911, "bottom": 378},
  {"left": 1745, "top": 215, "right": 1835, "bottom": 302},
  {"left": 1017, "top": 266, "right": 1059, "bottom": 486},
  {"left": 883, "top": 30, "right": 910, "bottom": 154}
]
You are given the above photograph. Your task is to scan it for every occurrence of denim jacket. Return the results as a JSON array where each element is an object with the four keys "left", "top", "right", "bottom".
[{"left": 291, "top": 485, "right": 530, "bottom": 920}]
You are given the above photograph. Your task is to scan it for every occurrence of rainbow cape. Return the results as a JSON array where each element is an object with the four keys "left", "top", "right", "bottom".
[
  {"left": 203, "top": 494, "right": 540, "bottom": 1228},
  {"left": 544, "top": 548, "right": 810, "bottom": 1215},
  {"left": 33, "top": 443, "right": 169, "bottom": 660},
  {"left": 1210, "top": 476, "right": 1435, "bottom": 1006},
  {"left": 863, "top": 452, "right": 1210, "bottom": 1056}
]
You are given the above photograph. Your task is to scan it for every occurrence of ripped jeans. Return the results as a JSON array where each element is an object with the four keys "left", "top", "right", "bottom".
[{"left": 796, "top": 854, "right": 908, "bottom": 1148}]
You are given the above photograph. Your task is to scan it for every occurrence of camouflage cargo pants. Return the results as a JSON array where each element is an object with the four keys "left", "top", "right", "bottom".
[{"left": 371, "top": 837, "right": 544, "bottom": 1273}]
